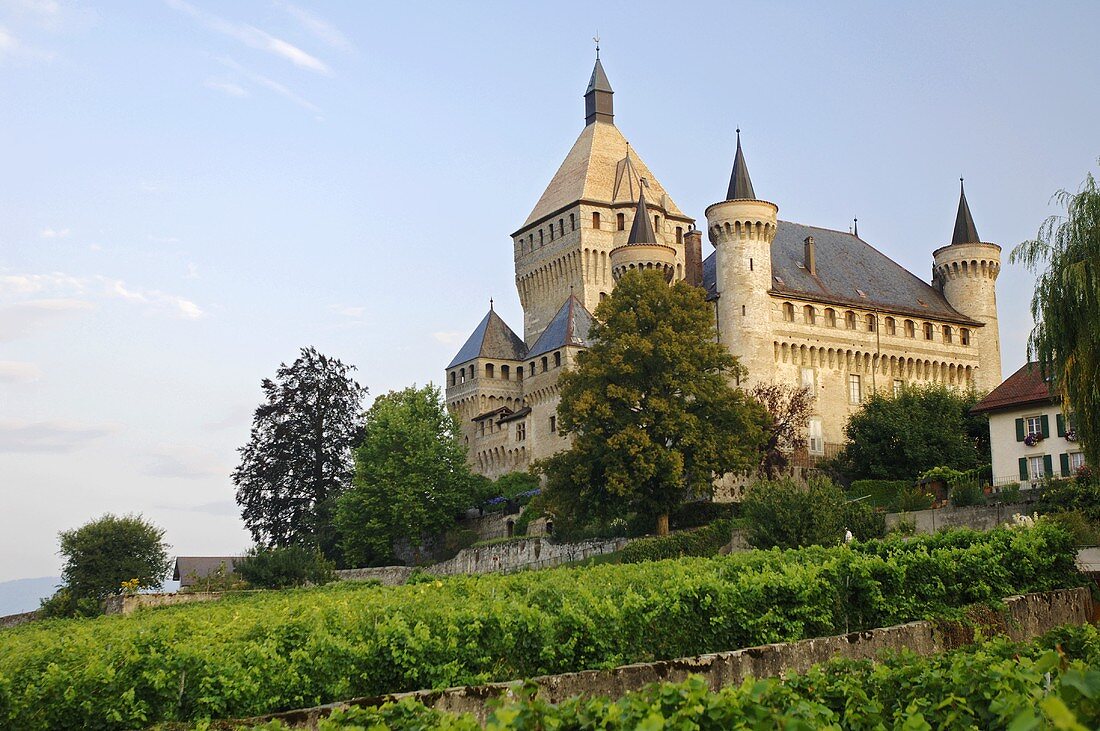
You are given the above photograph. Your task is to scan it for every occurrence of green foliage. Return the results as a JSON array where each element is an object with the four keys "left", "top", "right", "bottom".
[
  {"left": 995, "top": 481, "right": 1022, "bottom": 504},
  {"left": 743, "top": 476, "right": 884, "bottom": 549},
  {"left": 615, "top": 520, "right": 736, "bottom": 563},
  {"left": 262, "top": 625, "right": 1100, "bottom": 730},
  {"left": 1046, "top": 510, "right": 1100, "bottom": 546},
  {"left": 37, "top": 587, "right": 100, "bottom": 619},
  {"left": 1010, "top": 162, "right": 1100, "bottom": 470},
  {"left": 837, "top": 384, "right": 990, "bottom": 481},
  {"left": 950, "top": 481, "right": 987, "bottom": 507},
  {"left": 0, "top": 524, "right": 1077, "bottom": 728},
  {"left": 179, "top": 562, "right": 246, "bottom": 594},
  {"left": 669, "top": 500, "right": 740, "bottom": 530},
  {"left": 57, "top": 513, "right": 171, "bottom": 606},
  {"left": 233, "top": 347, "right": 367, "bottom": 560},
  {"left": 849, "top": 479, "right": 934, "bottom": 512},
  {"left": 919, "top": 465, "right": 964, "bottom": 483},
  {"left": 491, "top": 472, "right": 539, "bottom": 499},
  {"left": 1040, "top": 476, "right": 1100, "bottom": 523},
  {"left": 538, "top": 269, "right": 767, "bottom": 534},
  {"left": 748, "top": 382, "right": 814, "bottom": 479},
  {"left": 335, "top": 384, "right": 479, "bottom": 567},
  {"left": 235, "top": 546, "right": 335, "bottom": 589}
]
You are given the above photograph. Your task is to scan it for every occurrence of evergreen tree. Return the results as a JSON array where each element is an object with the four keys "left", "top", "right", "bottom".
[
  {"left": 335, "top": 384, "right": 478, "bottom": 567},
  {"left": 233, "top": 347, "right": 366, "bottom": 559},
  {"left": 539, "top": 270, "right": 767, "bottom": 536},
  {"left": 1010, "top": 163, "right": 1100, "bottom": 469}
]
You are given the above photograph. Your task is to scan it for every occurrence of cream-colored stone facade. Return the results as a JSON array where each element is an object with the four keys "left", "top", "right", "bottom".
[{"left": 445, "top": 56, "right": 1002, "bottom": 482}]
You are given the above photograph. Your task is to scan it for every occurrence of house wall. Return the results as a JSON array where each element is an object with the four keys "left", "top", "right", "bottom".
[{"left": 988, "top": 404, "right": 1085, "bottom": 485}]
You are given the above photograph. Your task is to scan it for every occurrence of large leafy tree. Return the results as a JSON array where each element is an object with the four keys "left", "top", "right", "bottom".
[
  {"left": 539, "top": 269, "right": 767, "bottom": 536},
  {"left": 1010, "top": 164, "right": 1100, "bottom": 469},
  {"left": 58, "top": 513, "right": 171, "bottom": 602},
  {"left": 233, "top": 347, "right": 366, "bottom": 559},
  {"left": 837, "top": 384, "right": 989, "bottom": 481},
  {"left": 750, "top": 383, "right": 814, "bottom": 479},
  {"left": 335, "top": 384, "right": 478, "bottom": 567}
]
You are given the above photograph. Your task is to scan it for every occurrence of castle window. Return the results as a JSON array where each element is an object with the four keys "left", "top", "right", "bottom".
[
  {"left": 460, "top": 367, "right": 466, "bottom": 383},
  {"left": 923, "top": 322, "right": 934, "bottom": 340},
  {"left": 539, "top": 229, "right": 544, "bottom": 245},
  {"left": 885, "top": 317, "right": 896, "bottom": 335},
  {"left": 570, "top": 213, "right": 575, "bottom": 231},
  {"left": 617, "top": 213, "right": 625, "bottom": 231},
  {"left": 654, "top": 214, "right": 660, "bottom": 231},
  {"left": 469, "top": 364, "right": 476, "bottom": 379},
  {"left": 485, "top": 363, "right": 495, "bottom": 379},
  {"left": 905, "top": 320, "right": 915, "bottom": 337},
  {"left": 808, "top": 418, "right": 824, "bottom": 455},
  {"left": 943, "top": 325, "right": 953, "bottom": 343},
  {"left": 592, "top": 212, "right": 601, "bottom": 228},
  {"left": 479, "top": 420, "right": 485, "bottom": 437},
  {"left": 529, "top": 362, "right": 535, "bottom": 377},
  {"left": 749, "top": 258, "right": 753, "bottom": 271},
  {"left": 549, "top": 224, "right": 554, "bottom": 241},
  {"left": 849, "top": 374, "right": 862, "bottom": 404},
  {"left": 517, "top": 367, "right": 523, "bottom": 381},
  {"left": 825, "top": 308, "right": 836, "bottom": 327},
  {"left": 501, "top": 365, "right": 510, "bottom": 380},
  {"left": 600, "top": 291, "right": 608, "bottom": 301},
  {"left": 541, "top": 356, "right": 548, "bottom": 372},
  {"left": 549, "top": 415, "right": 557, "bottom": 433},
  {"left": 559, "top": 218, "right": 564, "bottom": 237},
  {"left": 961, "top": 328, "right": 970, "bottom": 346},
  {"left": 450, "top": 371, "right": 456, "bottom": 387},
  {"left": 554, "top": 351, "right": 561, "bottom": 368},
  {"left": 516, "top": 422, "right": 526, "bottom": 441},
  {"left": 803, "top": 305, "right": 816, "bottom": 325},
  {"left": 783, "top": 302, "right": 795, "bottom": 322},
  {"left": 845, "top": 311, "right": 856, "bottom": 329},
  {"left": 676, "top": 226, "right": 683, "bottom": 244},
  {"left": 893, "top": 379, "right": 904, "bottom": 396},
  {"left": 866, "top": 314, "right": 876, "bottom": 332}
]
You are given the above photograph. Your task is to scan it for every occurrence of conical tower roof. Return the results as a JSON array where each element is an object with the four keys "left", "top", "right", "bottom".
[
  {"left": 626, "top": 186, "right": 657, "bottom": 244},
  {"left": 726, "top": 129, "right": 756, "bottom": 201},
  {"left": 447, "top": 307, "right": 528, "bottom": 368},
  {"left": 951, "top": 178, "right": 981, "bottom": 245}
]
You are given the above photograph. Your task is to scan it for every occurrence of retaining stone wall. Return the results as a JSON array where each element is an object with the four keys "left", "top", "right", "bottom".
[
  {"left": 102, "top": 591, "right": 222, "bottom": 616},
  {"left": 885, "top": 502, "right": 1031, "bottom": 534},
  {"left": 0, "top": 610, "right": 39, "bottom": 630}
]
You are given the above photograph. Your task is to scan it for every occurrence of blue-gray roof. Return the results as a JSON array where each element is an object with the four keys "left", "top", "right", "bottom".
[
  {"left": 527, "top": 295, "right": 593, "bottom": 358},
  {"left": 447, "top": 309, "right": 528, "bottom": 369},
  {"left": 702, "top": 221, "right": 979, "bottom": 324}
]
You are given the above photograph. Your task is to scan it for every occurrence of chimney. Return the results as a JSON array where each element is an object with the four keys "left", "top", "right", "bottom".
[
  {"left": 684, "top": 226, "right": 703, "bottom": 288},
  {"left": 803, "top": 236, "right": 816, "bottom": 276}
]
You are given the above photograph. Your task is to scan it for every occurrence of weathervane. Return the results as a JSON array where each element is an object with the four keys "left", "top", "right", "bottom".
[{"left": 593, "top": 31, "right": 600, "bottom": 59}]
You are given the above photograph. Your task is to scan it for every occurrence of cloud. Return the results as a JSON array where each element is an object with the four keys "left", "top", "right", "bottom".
[
  {"left": 165, "top": 0, "right": 330, "bottom": 74},
  {"left": 39, "top": 227, "right": 70, "bottom": 239},
  {"left": 432, "top": 331, "right": 466, "bottom": 346},
  {"left": 0, "top": 298, "right": 94, "bottom": 341},
  {"left": 0, "top": 361, "right": 41, "bottom": 384},
  {"left": 102, "top": 277, "right": 204, "bottom": 319},
  {"left": 330, "top": 304, "right": 364, "bottom": 318},
  {"left": 217, "top": 56, "right": 322, "bottom": 117},
  {"left": 0, "top": 418, "right": 116, "bottom": 453},
  {"left": 143, "top": 447, "right": 227, "bottom": 480},
  {"left": 0, "top": 23, "right": 54, "bottom": 63},
  {"left": 276, "top": 1, "right": 351, "bottom": 52},
  {"left": 204, "top": 78, "right": 248, "bottom": 97}
]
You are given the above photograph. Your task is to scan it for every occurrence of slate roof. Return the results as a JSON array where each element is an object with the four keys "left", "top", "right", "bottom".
[
  {"left": 173, "top": 557, "right": 239, "bottom": 587},
  {"left": 626, "top": 188, "right": 657, "bottom": 244},
  {"left": 586, "top": 58, "right": 613, "bottom": 94},
  {"left": 447, "top": 308, "right": 528, "bottom": 369},
  {"left": 726, "top": 130, "right": 756, "bottom": 201},
  {"left": 527, "top": 294, "right": 594, "bottom": 358},
  {"left": 952, "top": 180, "right": 981, "bottom": 245},
  {"left": 971, "top": 362, "right": 1057, "bottom": 413},
  {"left": 702, "top": 221, "right": 980, "bottom": 325}
]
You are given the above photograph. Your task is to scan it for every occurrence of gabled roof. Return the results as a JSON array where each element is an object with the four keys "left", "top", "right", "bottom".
[
  {"left": 521, "top": 121, "right": 687, "bottom": 228},
  {"left": 626, "top": 188, "right": 657, "bottom": 244},
  {"left": 527, "top": 294, "right": 594, "bottom": 358},
  {"left": 971, "top": 362, "right": 1058, "bottom": 413},
  {"left": 952, "top": 179, "right": 981, "bottom": 245},
  {"left": 702, "top": 221, "right": 981, "bottom": 324},
  {"left": 726, "top": 129, "right": 756, "bottom": 201},
  {"left": 447, "top": 308, "right": 528, "bottom": 369}
]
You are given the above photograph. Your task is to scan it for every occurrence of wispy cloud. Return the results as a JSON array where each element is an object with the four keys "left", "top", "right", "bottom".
[
  {"left": 204, "top": 78, "right": 248, "bottom": 97},
  {"left": 0, "top": 23, "right": 54, "bottom": 63},
  {"left": 0, "top": 361, "right": 42, "bottom": 384},
  {"left": 0, "top": 418, "right": 116, "bottom": 453},
  {"left": 165, "top": 0, "right": 330, "bottom": 74},
  {"left": 143, "top": 446, "right": 227, "bottom": 480},
  {"left": 433, "top": 331, "right": 466, "bottom": 346},
  {"left": 276, "top": 1, "right": 351, "bottom": 52},
  {"left": 39, "top": 227, "right": 70, "bottom": 239},
  {"left": 217, "top": 56, "right": 322, "bottom": 117},
  {"left": 0, "top": 298, "right": 93, "bottom": 341}
]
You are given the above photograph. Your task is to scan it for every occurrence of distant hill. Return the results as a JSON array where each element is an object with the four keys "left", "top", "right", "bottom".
[{"left": 0, "top": 577, "right": 60, "bottom": 616}]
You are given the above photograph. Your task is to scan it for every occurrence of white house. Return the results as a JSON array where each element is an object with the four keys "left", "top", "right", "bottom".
[{"left": 971, "top": 362, "right": 1086, "bottom": 486}]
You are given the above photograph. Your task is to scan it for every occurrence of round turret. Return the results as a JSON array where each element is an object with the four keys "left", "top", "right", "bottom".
[{"left": 610, "top": 186, "right": 677, "bottom": 283}]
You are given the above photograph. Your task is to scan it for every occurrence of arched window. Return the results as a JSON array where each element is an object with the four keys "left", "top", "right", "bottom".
[
  {"left": 460, "top": 367, "right": 466, "bottom": 383},
  {"left": 449, "top": 371, "right": 456, "bottom": 387},
  {"left": 539, "top": 229, "right": 544, "bottom": 245},
  {"left": 825, "top": 308, "right": 836, "bottom": 327},
  {"left": 592, "top": 211, "right": 600, "bottom": 228},
  {"left": 923, "top": 322, "right": 934, "bottom": 340},
  {"left": 541, "top": 356, "right": 548, "bottom": 372},
  {"left": 485, "top": 363, "right": 494, "bottom": 379},
  {"left": 558, "top": 218, "right": 564, "bottom": 237},
  {"left": 554, "top": 351, "right": 561, "bottom": 368},
  {"left": 617, "top": 213, "right": 625, "bottom": 230},
  {"left": 549, "top": 224, "right": 554, "bottom": 241},
  {"left": 943, "top": 325, "right": 952, "bottom": 343},
  {"left": 905, "top": 319, "right": 915, "bottom": 337},
  {"left": 961, "top": 328, "right": 970, "bottom": 346},
  {"left": 885, "top": 317, "right": 896, "bottom": 335},
  {"left": 675, "top": 226, "right": 683, "bottom": 244},
  {"left": 803, "top": 305, "right": 815, "bottom": 324},
  {"left": 866, "top": 314, "right": 876, "bottom": 331},
  {"left": 517, "top": 367, "right": 524, "bottom": 381},
  {"left": 529, "top": 362, "right": 535, "bottom": 377},
  {"left": 501, "top": 365, "right": 510, "bottom": 380},
  {"left": 783, "top": 302, "right": 795, "bottom": 322},
  {"left": 569, "top": 213, "right": 575, "bottom": 231},
  {"left": 468, "top": 364, "right": 476, "bottom": 379},
  {"left": 845, "top": 310, "right": 856, "bottom": 329}
]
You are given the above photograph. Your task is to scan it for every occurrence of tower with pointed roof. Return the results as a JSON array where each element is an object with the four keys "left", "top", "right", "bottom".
[
  {"left": 609, "top": 187, "right": 678, "bottom": 282},
  {"left": 933, "top": 180, "right": 1003, "bottom": 392},
  {"left": 704, "top": 130, "right": 780, "bottom": 379}
]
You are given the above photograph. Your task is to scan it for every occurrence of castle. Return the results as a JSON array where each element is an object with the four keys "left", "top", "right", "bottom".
[{"left": 444, "top": 54, "right": 1002, "bottom": 481}]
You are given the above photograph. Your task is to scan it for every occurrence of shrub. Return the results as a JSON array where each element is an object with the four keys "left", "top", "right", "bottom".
[
  {"left": 920, "top": 465, "right": 964, "bottom": 483},
  {"left": 950, "top": 481, "right": 987, "bottom": 507},
  {"left": 743, "top": 475, "right": 881, "bottom": 548},
  {"left": 615, "top": 520, "right": 735, "bottom": 563},
  {"left": 57, "top": 513, "right": 171, "bottom": 604},
  {"left": 841, "top": 499, "right": 886, "bottom": 542},
  {"left": 1039, "top": 477, "right": 1100, "bottom": 523},
  {"left": 848, "top": 479, "right": 933, "bottom": 512},
  {"left": 669, "top": 500, "right": 740, "bottom": 530},
  {"left": 37, "top": 587, "right": 99, "bottom": 619},
  {"left": 235, "top": 545, "right": 335, "bottom": 589},
  {"left": 1045, "top": 510, "right": 1100, "bottom": 546},
  {"left": 994, "top": 481, "right": 1023, "bottom": 504}
]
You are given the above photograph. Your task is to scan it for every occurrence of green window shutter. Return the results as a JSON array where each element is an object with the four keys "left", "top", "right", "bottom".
[
  {"left": 1019, "top": 457, "right": 1029, "bottom": 481},
  {"left": 1057, "top": 413, "right": 1066, "bottom": 437},
  {"left": 1015, "top": 418, "right": 1025, "bottom": 442},
  {"left": 1040, "top": 415, "right": 1051, "bottom": 439},
  {"left": 1060, "top": 453, "right": 1071, "bottom": 477},
  {"left": 1043, "top": 454, "right": 1054, "bottom": 477}
]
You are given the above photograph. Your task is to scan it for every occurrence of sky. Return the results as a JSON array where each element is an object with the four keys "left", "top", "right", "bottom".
[{"left": 1, "top": 1, "right": 1098, "bottom": 583}]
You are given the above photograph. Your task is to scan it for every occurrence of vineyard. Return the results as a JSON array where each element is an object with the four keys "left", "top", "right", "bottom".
[{"left": 0, "top": 524, "right": 1082, "bottom": 729}]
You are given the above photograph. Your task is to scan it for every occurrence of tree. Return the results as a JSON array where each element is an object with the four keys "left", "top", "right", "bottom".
[
  {"left": 742, "top": 476, "right": 884, "bottom": 549},
  {"left": 837, "top": 384, "right": 989, "bottom": 481},
  {"left": 538, "top": 269, "right": 768, "bottom": 536},
  {"left": 233, "top": 347, "right": 367, "bottom": 560},
  {"left": 334, "top": 384, "right": 478, "bottom": 567},
  {"left": 235, "top": 545, "right": 335, "bottom": 589},
  {"left": 750, "top": 383, "right": 814, "bottom": 479},
  {"left": 1010, "top": 163, "right": 1100, "bottom": 469},
  {"left": 54, "top": 513, "right": 171, "bottom": 608}
]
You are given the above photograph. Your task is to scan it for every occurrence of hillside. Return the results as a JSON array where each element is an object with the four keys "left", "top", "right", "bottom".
[{"left": 0, "top": 577, "right": 59, "bottom": 616}]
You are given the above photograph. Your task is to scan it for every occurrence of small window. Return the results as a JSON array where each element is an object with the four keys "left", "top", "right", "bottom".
[
  {"left": 549, "top": 225, "right": 554, "bottom": 241},
  {"left": 460, "top": 367, "right": 466, "bottom": 383},
  {"left": 654, "top": 214, "right": 660, "bottom": 231},
  {"left": 923, "top": 322, "right": 933, "bottom": 340},
  {"left": 866, "top": 314, "right": 876, "bottom": 331},
  {"left": 592, "top": 212, "right": 601, "bottom": 228},
  {"left": 529, "top": 362, "right": 535, "bottom": 376},
  {"left": 825, "top": 308, "right": 836, "bottom": 327},
  {"left": 617, "top": 213, "right": 625, "bottom": 231},
  {"left": 450, "top": 371, "right": 456, "bottom": 387},
  {"left": 569, "top": 213, "right": 575, "bottom": 231},
  {"left": 517, "top": 367, "right": 523, "bottom": 381},
  {"left": 845, "top": 311, "right": 856, "bottom": 329},
  {"left": 539, "top": 229, "right": 544, "bottom": 245},
  {"left": 905, "top": 320, "right": 915, "bottom": 338},
  {"left": 485, "top": 363, "right": 494, "bottom": 379},
  {"left": 479, "top": 420, "right": 485, "bottom": 436},
  {"left": 1070, "top": 452, "right": 1085, "bottom": 472},
  {"left": 961, "top": 328, "right": 970, "bottom": 346},
  {"left": 559, "top": 218, "right": 564, "bottom": 236},
  {"left": 783, "top": 302, "right": 795, "bottom": 322},
  {"left": 529, "top": 234, "right": 533, "bottom": 249},
  {"left": 893, "top": 379, "right": 903, "bottom": 396},
  {"left": 1025, "top": 416, "right": 1042, "bottom": 437},
  {"left": 549, "top": 415, "right": 557, "bottom": 433},
  {"left": 501, "top": 365, "right": 510, "bottom": 381},
  {"left": 849, "top": 374, "right": 862, "bottom": 404},
  {"left": 516, "top": 422, "right": 526, "bottom": 441},
  {"left": 808, "top": 418, "right": 824, "bottom": 455},
  {"left": 800, "top": 367, "right": 815, "bottom": 391},
  {"left": 1028, "top": 455, "right": 1045, "bottom": 479},
  {"left": 943, "top": 325, "right": 952, "bottom": 343},
  {"left": 803, "top": 305, "right": 816, "bottom": 325},
  {"left": 675, "top": 226, "right": 683, "bottom": 244},
  {"left": 541, "top": 356, "right": 548, "bottom": 372},
  {"left": 468, "top": 364, "right": 476, "bottom": 379},
  {"left": 554, "top": 351, "right": 561, "bottom": 368},
  {"left": 885, "top": 317, "right": 896, "bottom": 335}
]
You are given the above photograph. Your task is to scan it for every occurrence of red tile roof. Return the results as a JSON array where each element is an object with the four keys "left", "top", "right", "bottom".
[{"left": 971, "top": 362, "right": 1058, "bottom": 413}]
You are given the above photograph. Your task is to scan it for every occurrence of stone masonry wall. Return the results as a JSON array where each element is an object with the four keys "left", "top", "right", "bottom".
[{"left": 884, "top": 502, "right": 1031, "bottom": 534}]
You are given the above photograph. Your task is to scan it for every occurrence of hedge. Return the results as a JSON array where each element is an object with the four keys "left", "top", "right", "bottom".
[
  {"left": 849, "top": 479, "right": 932, "bottom": 511},
  {"left": 0, "top": 523, "right": 1080, "bottom": 729},
  {"left": 615, "top": 519, "right": 737, "bottom": 563}
]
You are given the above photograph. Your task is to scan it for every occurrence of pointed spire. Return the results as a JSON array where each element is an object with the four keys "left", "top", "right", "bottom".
[
  {"left": 853, "top": 217, "right": 859, "bottom": 238},
  {"left": 952, "top": 178, "right": 981, "bottom": 245},
  {"left": 584, "top": 50, "right": 614, "bottom": 126},
  {"left": 627, "top": 183, "right": 658, "bottom": 245},
  {"left": 726, "top": 128, "right": 756, "bottom": 201}
]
